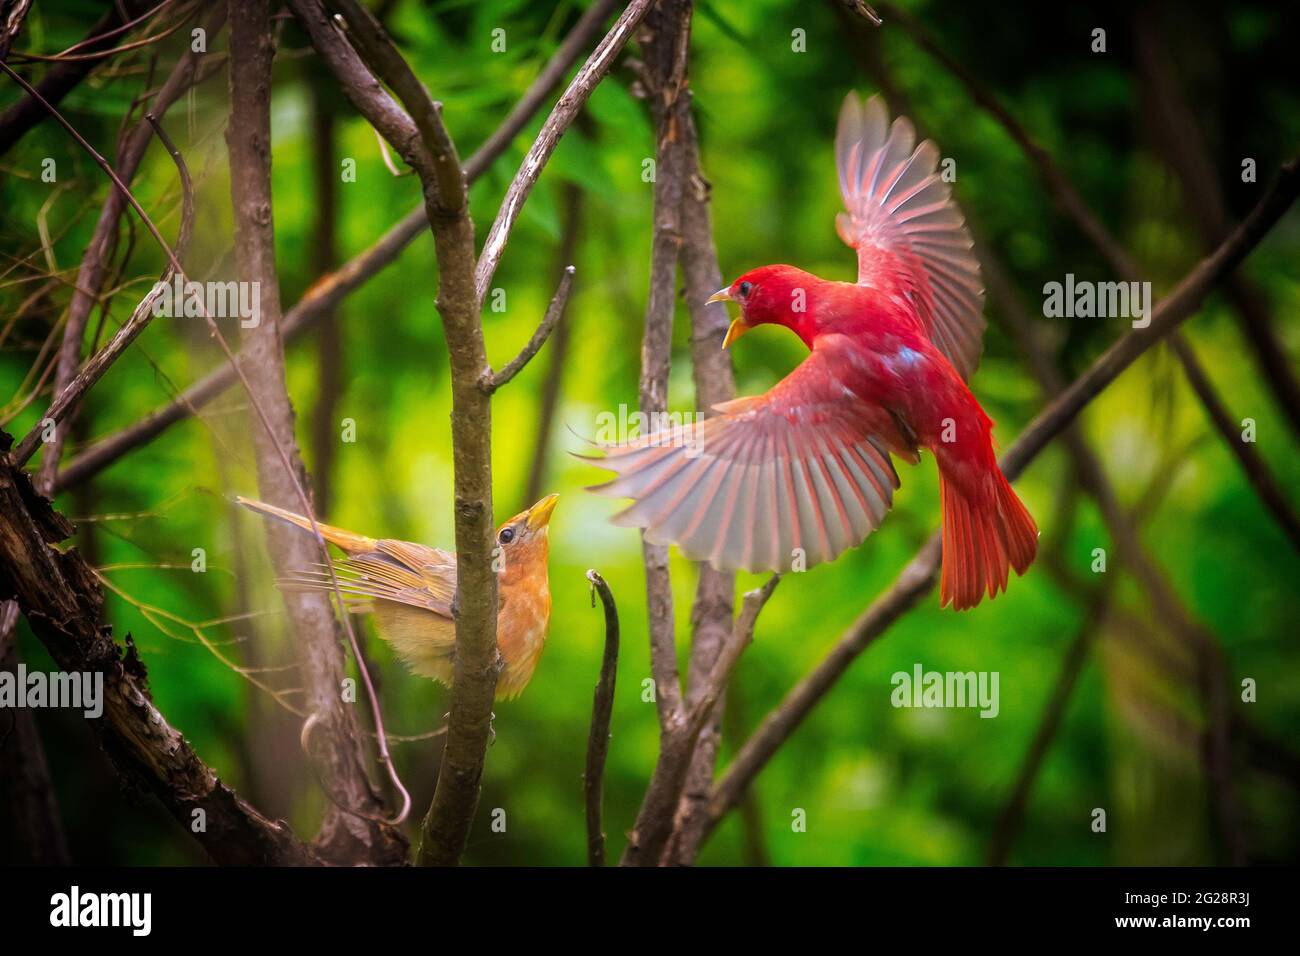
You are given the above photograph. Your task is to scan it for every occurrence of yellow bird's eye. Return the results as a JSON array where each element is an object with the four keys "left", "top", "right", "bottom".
[{"left": 498, "top": 527, "right": 516, "bottom": 545}]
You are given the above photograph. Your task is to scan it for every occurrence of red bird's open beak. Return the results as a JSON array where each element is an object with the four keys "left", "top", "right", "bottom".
[{"left": 708, "top": 287, "right": 751, "bottom": 349}]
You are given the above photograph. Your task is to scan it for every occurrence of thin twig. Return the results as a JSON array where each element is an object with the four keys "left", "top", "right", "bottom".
[
  {"left": 325, "top": 0, "right": 465, "bottom": 213},
  {"left": 0, "top": 0, "right": 157, "bottom": 156},
  {"left": 31, "top": 3, "right": 225, "bottom": 493},
  {"left": 13, "top": 114, "right": 194, "bottom": 465},
  {"left": 57, "top": 0, "right": 625, "bottom": 490},
  {"left": 0, "top": 0, "right": 33, "bottom": 61},
  {"left": 297, "top": 0, "right": 498, "bottom": 866},
  {"left": 664, "top": 106, "right": 741, "bottom": 867},
  {"left": 838, "top": 0, "right": 882, "bottom": 26},
  {"left": 584, "top": 570, "right": 620, "bottom": 867},
  {"left": 474, "top": 0, "right": 655, "bottom": 304},
  {"left": 684, "top": 576, "right": 780, "bottom": 742},
  {"left": 489, "top": 264, "right": 575, "bottom": 391}
]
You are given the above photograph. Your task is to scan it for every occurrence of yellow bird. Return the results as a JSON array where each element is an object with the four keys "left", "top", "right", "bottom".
[{"left": 237, "top": 494, "right": 558, "bottom": 699}]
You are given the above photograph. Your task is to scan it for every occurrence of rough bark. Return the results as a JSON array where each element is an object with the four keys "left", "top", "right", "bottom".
[
  {"left": 0, "top": 439, "right": 319, "bottom": 865},
  {"left": 227, "top": 0, "right": 404, "bottom": 865}
]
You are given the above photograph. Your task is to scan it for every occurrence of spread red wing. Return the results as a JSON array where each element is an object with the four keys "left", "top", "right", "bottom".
[
  {"left": 835, "top": 93, "right": 985, "bottom": 379},
  {"left": 588, "top": 341, "right": 899, "bottom": 573}
]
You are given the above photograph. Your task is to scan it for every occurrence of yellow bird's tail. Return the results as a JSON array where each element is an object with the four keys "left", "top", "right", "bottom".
[{"left": 235, "top": 496, "right": 377, "bottom": 555}]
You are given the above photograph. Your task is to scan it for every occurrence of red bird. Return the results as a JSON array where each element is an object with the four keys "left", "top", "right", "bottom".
[{"left": 589, "top": 94, "right": 1037, "bottom": 609}]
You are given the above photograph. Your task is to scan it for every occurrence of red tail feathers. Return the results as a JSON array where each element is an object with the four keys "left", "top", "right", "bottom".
[{"left": 939, "top": 469, "right": 1037, "bottom": 610}]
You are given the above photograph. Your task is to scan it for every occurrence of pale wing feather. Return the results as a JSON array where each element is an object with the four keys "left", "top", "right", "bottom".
[
  {"left": 835, "top": 93, "right": 985, "bottom": 380},
  {"left": 589, "top": 341, "right": 900, "bottom": 574}
]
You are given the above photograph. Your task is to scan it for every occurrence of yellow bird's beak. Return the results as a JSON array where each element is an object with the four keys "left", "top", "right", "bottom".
[
  {"left": 526, "top": 493, "right": 559, "bottom": 531},
  {"left": 721, "top": 316, "right": 751, "bottom": 349},
  {"left": 708, "top": 287, "right": 749, "bottom": 349}
]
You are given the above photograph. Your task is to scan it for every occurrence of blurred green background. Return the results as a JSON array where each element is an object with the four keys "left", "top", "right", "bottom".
[{"left": 1, "top": 0, "right": 1297, "bottom": 866}]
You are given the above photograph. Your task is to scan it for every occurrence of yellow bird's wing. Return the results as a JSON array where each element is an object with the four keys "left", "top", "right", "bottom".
[{"left": 278, "top": 539, "right": 455, "bottom": 617}]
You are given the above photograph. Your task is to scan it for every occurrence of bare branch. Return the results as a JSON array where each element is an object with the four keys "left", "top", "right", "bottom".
[
  {"left": 665, "top": 108, "right": 740, "bottom": 867},
  {"left": 293, "top": 0, "right": 504, "bottom": 866},
  {"left": 57, "top": 0, "right": 623, "bottom": 490},
  {"left": 684, "top": 576, "right": 780, "bottom": 743},
  {"left": 0, "top": 1, "right": 156, "bottom": 155},
  {"left": 31, "top": 3, "right": 226, "bottom": 494},
  {"left": 489, "top": 264, "right": 575, "bottom": 392},
  {"left": 838, "top": 0, "right": 883, "bottom": 26},
  {"left": 584, "top": 570, "right": 620, "bottom": 867},
  {"left": 474, "top": 0, "right": 655, "bottom": 303},
  {"left": 226, "top": 0, "right": 406, "bottom": 863},
  {"left": 13, "top": 113, "right": 195, "bottom": 466},
  {"left": 325, "top": 0, "right": 464, "bottom": 213},
  {"left": 0, "top": 445, "right": 320, "bottom": 865},
  {"left": 619, "top": 0, "right": 698, "bottom": 867},
  {"left": 0, "top": 0, "right": 33, "bottom": 61}
]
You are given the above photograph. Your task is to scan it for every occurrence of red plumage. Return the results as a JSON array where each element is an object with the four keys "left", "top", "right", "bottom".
[{"left": 589, "top": 94, "right": 1037, "bottom": 609}]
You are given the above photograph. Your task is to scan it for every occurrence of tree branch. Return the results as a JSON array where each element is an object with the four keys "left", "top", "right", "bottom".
[
  {"left": 683, "top": 576, "right": 780, "bottom": 744},
  {"left": 294, "top": 0, "right": 501, "bottom": 866},
  {"left": 31, "top": 3, "right": 225, "bottom": 494},
  {"left": 584, "top": 570, "right": 620, "bottom": 867},
  {"left": 0, "top": 0, "right": 156, "bottom": 155},
  {"left": 227, "top": 0, "right": 406, "bottom": 864},
  {"left": 0, "top": 0, "right": 33, "bottom": 62},
  {"left": 56, "top": 0, "right": 629, "bottom": 491},
  {"left": 14, "top": 113, "right": 196, "bottom": 466},
  {"left": 0, "top": 440, "right": 320, "bottom": 865},
  {"left": 619, "top": 0, "right": 720, "bottom": 867},
  {"left": 474, "top": 0, "right": 655, "bottom": 303},
  {"left": 664, "top": 104, "right": 741, "bottom": 867},
  {"left": 488, "top": 264, "right": 575, "bottom": 392}
]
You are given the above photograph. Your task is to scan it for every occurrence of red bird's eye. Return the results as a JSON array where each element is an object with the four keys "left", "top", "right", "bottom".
[
  {"left": 738, "top": 281, "right": 753, "bottom": 297},
  {"left": 499, "top": 527, "right": 515, "bottom": 544}
]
